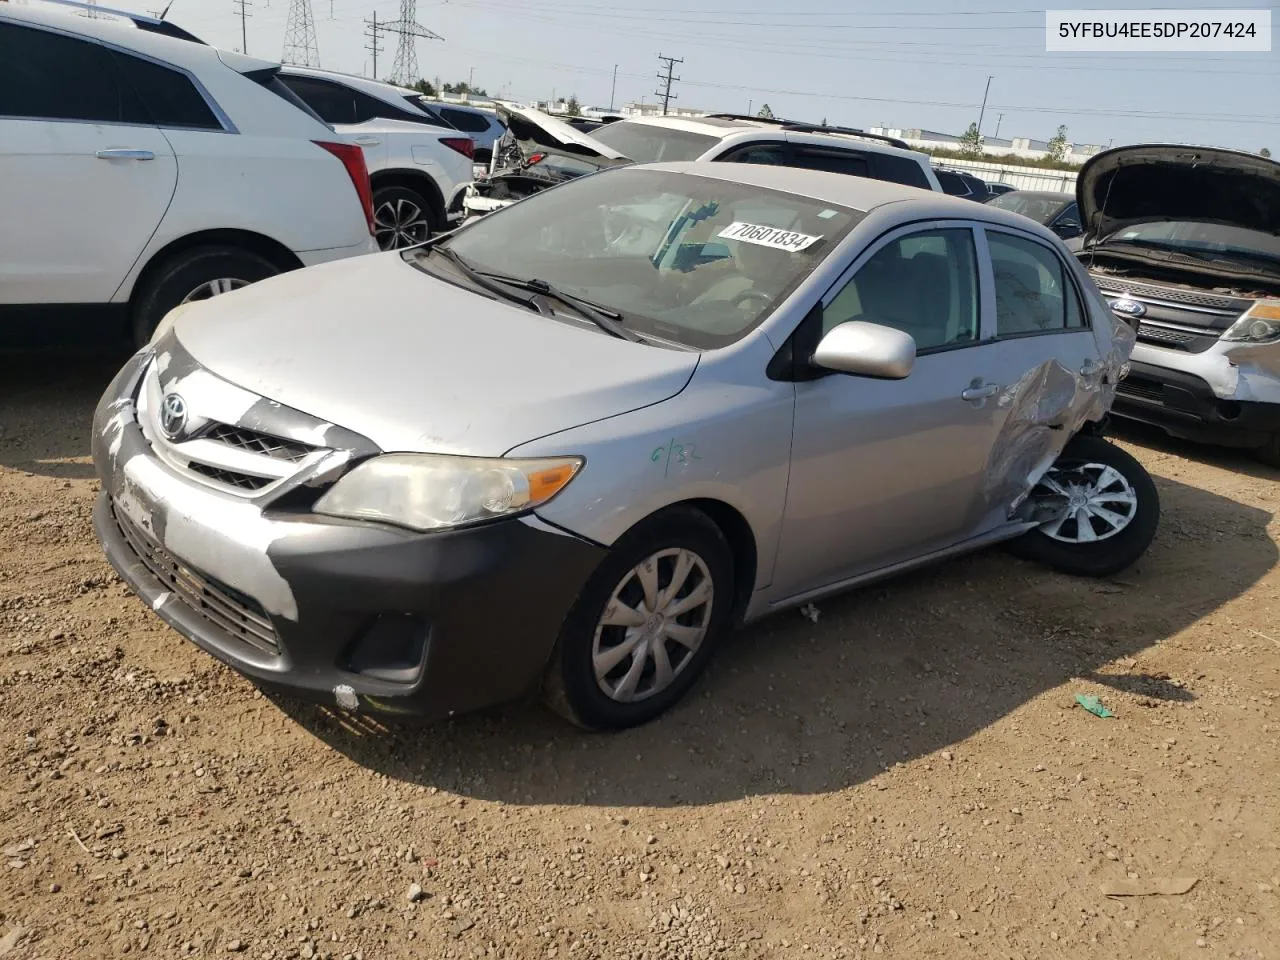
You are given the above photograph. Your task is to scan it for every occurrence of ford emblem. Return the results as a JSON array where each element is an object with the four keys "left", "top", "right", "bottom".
[
  {"left": 1109, "top": 297, "right": 1146, "bottom": 319},
  {"left": 159, "top": 393, "right": 188, "bottom": 440}
]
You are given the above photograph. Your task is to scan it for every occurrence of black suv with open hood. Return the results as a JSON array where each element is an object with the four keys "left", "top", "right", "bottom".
[{"left": 1074, "top": 144, "right": 1280, "bottom": 466}]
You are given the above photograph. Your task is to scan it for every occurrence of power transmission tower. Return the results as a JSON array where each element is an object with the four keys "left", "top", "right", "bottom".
[
  {"left": 655, "top": 53, "right": 683, "bottom": 116},
  {"left": 281, "top": 0, "right": 319, "bottom": 67},
  {"left": 384, "top": 0, "right": 443, "bottom": 88},
  {"left": 233, "top": 0, "right": 251, "bottom": 54},
  {"left": 364, "top": 11, "right": 383, "bottom": 80}
]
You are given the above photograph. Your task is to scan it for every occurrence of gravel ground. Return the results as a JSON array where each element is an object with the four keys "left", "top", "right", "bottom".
[{"left": 2, "top": 349, "right": 1278, "bottom": 960}]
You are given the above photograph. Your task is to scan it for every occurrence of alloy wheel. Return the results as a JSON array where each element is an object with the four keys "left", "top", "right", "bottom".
[
  {"left": 592, "top": 548, "right": 714, "bottom": 703},
  {"left": 180, "top": 277, "right": 250, "bottom": 303},
  {"left": 374, "top": 197, "right": 430, "bottom": 250},
  {"left": 1035, "top": 461, "right": 1138, "bottom": 544}
]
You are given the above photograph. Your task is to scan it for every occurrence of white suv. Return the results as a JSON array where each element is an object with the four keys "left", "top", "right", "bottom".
[
  {"left": 464, "top": 109, "right": 942, "bottom": 220},
  {"left": 277, "top": 68, "right": 478, "bottom": 247},
  {"left": 0, "top": 1, "right": 378, "bottom": 347}
]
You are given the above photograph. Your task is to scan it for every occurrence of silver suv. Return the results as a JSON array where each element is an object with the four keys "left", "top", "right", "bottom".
[{"left": 92, "top": 162, "right": 1155, "bottom": 730}]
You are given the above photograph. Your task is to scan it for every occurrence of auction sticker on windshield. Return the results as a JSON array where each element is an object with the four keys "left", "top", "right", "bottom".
[{"left": 718, "top": 222, "right": 822, "bottom": 252}]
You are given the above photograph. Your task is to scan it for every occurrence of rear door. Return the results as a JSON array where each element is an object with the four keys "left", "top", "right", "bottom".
[{"left": 0, "top": 21, "right": 176, "bottom": 305}]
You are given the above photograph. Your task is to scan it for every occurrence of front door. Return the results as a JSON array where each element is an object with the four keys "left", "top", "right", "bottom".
[{"left": 770, "top": 223, "right": 1009, "bottom": 600}]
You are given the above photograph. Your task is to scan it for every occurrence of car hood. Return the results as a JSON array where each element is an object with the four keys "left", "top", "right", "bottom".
[
  {"left": 1077, "top": 144, "right": 1280, "bottom": 242},
  {"left": 493, "top": 103, "right": 626, "bottom": 159},
  {"left": 168, "top": 252, "right": 699, "bottom": 456}
]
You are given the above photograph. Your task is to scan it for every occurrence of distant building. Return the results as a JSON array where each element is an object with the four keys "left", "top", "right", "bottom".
[
  {"left": 871, "top": 126, "right": 1102, "bottom": 165},
  {"left": 621, "top": 101, "right": 706, "bottom": 119}
]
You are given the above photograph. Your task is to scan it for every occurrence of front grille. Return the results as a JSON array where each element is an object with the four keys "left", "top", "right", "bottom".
[
  {"left": 113, "top": 503, "right": 281, "bottom": 657},
  {"left": 1137, "top": 323, "right": 1194, "bottom": 346},
  {"left": 1117, "top": 377, "right": 1166, "bottom": 405},
  {"left": 205, "top": 424, "right": 316, "bottom": 463},
  {"left": 1093, "top": 276, "right": 1251, "bottom": 312},
  {"left": 186, "top": 462, "right": 274, "bottom": 492}
]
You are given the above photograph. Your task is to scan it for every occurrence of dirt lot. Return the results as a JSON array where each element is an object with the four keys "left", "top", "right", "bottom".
[{"left": 2, "top": 349, "right": 1278, "bottom": 960}]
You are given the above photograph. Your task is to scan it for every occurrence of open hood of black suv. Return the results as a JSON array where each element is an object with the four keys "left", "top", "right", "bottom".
[{"left": 1077, "top": 144, "right": 1280, "bottom": 243}]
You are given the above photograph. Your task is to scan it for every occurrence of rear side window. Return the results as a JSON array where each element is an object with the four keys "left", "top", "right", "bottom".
[
  {"left": 871, "top": 153, "right": 932, "bottom": 190},
  {"left": 935, "top": 171, "right": 971, "bottom": 197},
  {"left": 440, "top": 107, "right": 493, "bottom": 133},
  {"left": 280, "top": 75, "right": 358, "bottom": 124},
  {"left": 0, "top": 22, "right": 145, "bottom": 124},
  {"left": 988, "top": 232, "right": 1086, "bottom": 335},
  {"left": 111, "top": 53, "right": 221, "bottom": 130},
  {"left": 789, "top": 147, "right": 870, "bottom": 178}
]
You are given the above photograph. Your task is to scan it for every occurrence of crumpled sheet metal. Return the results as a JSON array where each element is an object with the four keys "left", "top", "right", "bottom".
[{"left": 983, "top": 309, "right": 1137, "bottom": 517}]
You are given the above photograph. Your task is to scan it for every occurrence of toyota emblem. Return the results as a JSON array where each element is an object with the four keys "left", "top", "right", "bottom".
[{"left": 159, "top": 393, "right": 188, "bottom": 440}]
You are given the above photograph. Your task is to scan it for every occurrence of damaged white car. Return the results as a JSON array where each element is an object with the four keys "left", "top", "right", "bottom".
[{"left": 92, "top": 162, "right": 1156, "bottom": 730}]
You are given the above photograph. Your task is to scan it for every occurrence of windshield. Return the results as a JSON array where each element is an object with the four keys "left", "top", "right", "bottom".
[
  {"left": 438, "top": 168, "right": 861, "bottom": 348},
  {"left": 590, "top": 121, "right": 719, "bottom": 163},
  {"left": 1103, "top": 220, "right": 1280, "bottom": 265},
  {"left": 989, "top": 193, "right": 1073, "bottom": 224}
]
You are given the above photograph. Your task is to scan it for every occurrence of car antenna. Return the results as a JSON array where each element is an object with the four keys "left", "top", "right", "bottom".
[{"left": 159, "top": 0, "right": 175, "bottom": 18}]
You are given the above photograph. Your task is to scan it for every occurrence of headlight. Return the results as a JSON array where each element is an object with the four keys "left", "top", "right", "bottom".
[
  {"left": 1222, "top": 300, "right": 1280, "bottom": 344},
  {"left": 149, "top": 302, "right": 196, "bottom": 346},
  {"left": 313, "top": 453, "right": 583, "bottom": 532}
]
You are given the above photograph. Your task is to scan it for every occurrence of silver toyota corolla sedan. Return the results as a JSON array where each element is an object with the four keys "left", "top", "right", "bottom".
[{"left": 92, "top": 161, "right": 1158, "bottom": 730}]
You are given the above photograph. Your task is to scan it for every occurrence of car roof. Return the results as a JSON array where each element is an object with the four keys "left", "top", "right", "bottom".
[
  {"left": 3, "top": 0, "right": 258, "bottom": 71},
  {"left": 638, "top": 161, "right": 1065, "bottom": 233}
]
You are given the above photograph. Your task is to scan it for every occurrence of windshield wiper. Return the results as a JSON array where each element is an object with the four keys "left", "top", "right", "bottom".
[
  {"left": 477, "top": 272, "right": 643, "bottom": 343},
  {"left": 427, "top": 246, "right": 549, "bottom": 314}
]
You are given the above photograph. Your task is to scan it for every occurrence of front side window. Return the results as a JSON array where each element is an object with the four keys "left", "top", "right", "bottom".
[
  {"left": 433, "top": 168, "right": 862, "bottom": 348},
  {"left": 0, "top": 22, "right": 143, "bottom": 124},
  {"left": 823, "top": 228, "right": 980, "bottom": 351},
  {"left": 988, "top": 231, "right": 1085, "bottom": 335}
]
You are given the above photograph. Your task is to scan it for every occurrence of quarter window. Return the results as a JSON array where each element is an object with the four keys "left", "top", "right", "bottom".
[
  {"left": 988, "top": 232, "right": 1086, "bottom": 335},
  {"left": 824, "top": 228, "right": 980, "bottom": 351},
  {"left": 0, "top": 22, "right": 144, "bottom": 124},
  {"left": 112, "top": 53, "right": 221, "bottom": 130}
]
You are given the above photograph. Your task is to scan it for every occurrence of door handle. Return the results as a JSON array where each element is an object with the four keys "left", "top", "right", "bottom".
[
  {"left": 352, "top": 137, "right": 381, "bottom": 146},
  {"left": 95, "top": 148, "right": 155, "bottom": 160},
  {"left": 961, "top": 382, "right": 1000, "bottom": 402}
]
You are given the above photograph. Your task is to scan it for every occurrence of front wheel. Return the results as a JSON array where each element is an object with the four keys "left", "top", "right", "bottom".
[
  {"left": 1005, "top": 434, "right": 1159, "bottom": 578},
  {"left": 543, "top": 508, "right": 735, "bottom": 730}
]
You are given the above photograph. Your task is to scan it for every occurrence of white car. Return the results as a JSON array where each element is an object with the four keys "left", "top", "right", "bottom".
[
  {"left": 464, "top": 108, "right": 943, "bottom": 221},
  {"left": 0, "top": 1, "right": 378, "bottom": 346},
  {"left": 278, "top": 68, "right": 478, "bottom": 247}
]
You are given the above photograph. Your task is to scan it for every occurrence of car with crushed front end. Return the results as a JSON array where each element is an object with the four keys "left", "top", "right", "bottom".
[
  {"left": 1074, "top": 144, "right": 1280, "bottom": 466},
  {"left": 92, "top": 161, "right": 1157, "bottom": 731}
]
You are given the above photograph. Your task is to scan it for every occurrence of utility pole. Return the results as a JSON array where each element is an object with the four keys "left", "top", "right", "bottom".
[
  {"left": 233, "top": 0, "right": 250, "bottom": 54},
  {"left": 281, "top": 0, "right": 319, "bottom": 66},
  {"left": 468, "top": 65, "right": 474, "bottom": 98},
  {"left": 994, "top": 112, "right": 1004, "bottom": 139},
  {"left": 364, "top": 11, "right": 382, "bottom": 80},
  {"left": 384, "top": 0, "right": 443, "bottom": 87},
  {"left": 655, "top": 53, "right": 682, "bottom": 116},
  {"left": 609, "top": 64, "right": 618, "bottom": 112},
  {"left": 976, "top": 74, "right": 993, "bottom": 136}
]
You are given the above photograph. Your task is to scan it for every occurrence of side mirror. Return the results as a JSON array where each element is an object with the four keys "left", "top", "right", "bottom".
[
  {"left": 1054, "top": 220, "right": 1082, "bottom": 239},
  {"left": 811, "top": 321, "right": 916, "bottom": 379}
]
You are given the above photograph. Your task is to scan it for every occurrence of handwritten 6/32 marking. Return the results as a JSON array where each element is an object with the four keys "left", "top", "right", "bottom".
[{"left": 651, "top": 439, "right": 701, "bottom": 477}]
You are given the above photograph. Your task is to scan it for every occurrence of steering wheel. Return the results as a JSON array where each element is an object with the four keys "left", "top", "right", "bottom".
[{"left": 732, "top": 289, "right": 773, "bottom": 310}]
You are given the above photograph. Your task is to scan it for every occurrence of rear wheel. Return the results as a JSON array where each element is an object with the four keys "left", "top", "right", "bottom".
[
  {"left": 1005, "top": 434, "right": 1159, "bottom": 578},
  {"left": 372, "top": 185, "right": 436, "bottom": 250},
  {"left": 131, "top": 245, "right": 279, "bottom": 347},
  {"left": 543, "top": 508, "right": 735, "bottom": 730}
]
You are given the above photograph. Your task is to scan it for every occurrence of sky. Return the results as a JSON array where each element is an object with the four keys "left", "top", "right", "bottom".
[{"left": 101, "top": 0, "right": 1278, "bottom": 153}]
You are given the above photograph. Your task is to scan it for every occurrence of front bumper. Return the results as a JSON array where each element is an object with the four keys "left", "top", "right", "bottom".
[
  {"left": 91, "top": 352, "right": 606, "bottom": 718},
  {"left": 1112, "top": 359, "right": 1280, "bottom": 449}
]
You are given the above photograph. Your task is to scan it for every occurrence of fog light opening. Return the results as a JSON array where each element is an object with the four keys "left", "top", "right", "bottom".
[{"left": 1216, "top": 400, "right": 1243, "bottom": 422}]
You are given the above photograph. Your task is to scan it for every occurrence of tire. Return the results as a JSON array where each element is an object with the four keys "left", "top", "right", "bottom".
[
  {"left": 131, "top": 245, "right": 279, "bottom": 348},
  {"left": 1256, "top": 434, "right": 1280, "bottom": 469},
  {"left": 1005, "top": 434, "right": 1159, "bottom": 578},
  {"left": 543, "top": 507, "right": 735, "bottom": 731},
  {"left": 372, "top": 185, "right": 437, "bottom": 251}
]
